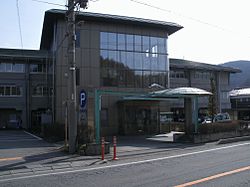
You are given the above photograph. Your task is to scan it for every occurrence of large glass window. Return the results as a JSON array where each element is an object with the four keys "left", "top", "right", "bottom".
[
  {"left": 108, "top": 33, "right": 117, "bottom": 50},
  {"left": 126, "top": 35, "right": 134, "bottom": 51},
  {"left": 100, "top": 32, "right": 168, "bottom": 88},
  {"left": 126, "top": 52, "right": 134, "bottom": 69},
  {"left": 134, "top": 35, "right": 142, "bottom": 52},
  {"left": 118, "top": 34, "right": 126, "bottom": 50},
  {"left": 134, "top": 52, "right": 143, "bottom": 70},
  {"left": 100, "top": 32, "right": 108, "bottom": 49},
  {"left": 158, "top": 38, "right": 167, "bottom": 53},
  {"left": 142, "top": 36, "right": 150, "bottom": 53}
]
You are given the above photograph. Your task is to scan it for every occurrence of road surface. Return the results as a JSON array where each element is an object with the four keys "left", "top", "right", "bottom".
[{"left": 1, "top": 140, "right": 250, "bottom": 186}]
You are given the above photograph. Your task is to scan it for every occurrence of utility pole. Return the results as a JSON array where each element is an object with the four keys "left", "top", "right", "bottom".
[{"left": 66, "top": 0, "right": 88, "bottom": 153}]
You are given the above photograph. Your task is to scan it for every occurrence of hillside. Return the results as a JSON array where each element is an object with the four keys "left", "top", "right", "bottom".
[{"left": 221, "top": 60, "right": 250, "bottom": 89}]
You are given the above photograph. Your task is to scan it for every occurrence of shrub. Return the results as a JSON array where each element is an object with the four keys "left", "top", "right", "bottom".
[{"left": 198, "top": 120, "right": 243, "bottom": 134}]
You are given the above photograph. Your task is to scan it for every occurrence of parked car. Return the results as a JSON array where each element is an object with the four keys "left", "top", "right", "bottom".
[
  {"left": 7, "top": 119, "right": 21, "bottom": 129},
  {"left": 213, "top": 113, "right": 231, "bottom": 122},
  {"left": 201, "top": 117, "right": 212, "bottom": 124}
]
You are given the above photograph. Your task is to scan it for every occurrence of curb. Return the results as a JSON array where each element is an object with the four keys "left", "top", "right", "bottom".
[{"left": 217, "top": 135, "right": 250, "bottom": 144}]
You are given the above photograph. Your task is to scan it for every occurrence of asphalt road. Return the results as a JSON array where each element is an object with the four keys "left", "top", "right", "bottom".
[
  {"left": 0, "top": 130, "right": 67, "bottom": 170},
  {"left": 1, "top": 141, "right": 250, "bottom": 186}
]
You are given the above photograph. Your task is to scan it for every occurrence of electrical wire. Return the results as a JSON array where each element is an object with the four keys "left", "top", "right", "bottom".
[
  {"left": 129, "top": 0, "right": 250, "bottom": 39},
  {"left": 16, "top": 0, "right": 23, "bottom": 49},
  {"left": 31, "top": 0, "right": 66, "bottom": 7}
]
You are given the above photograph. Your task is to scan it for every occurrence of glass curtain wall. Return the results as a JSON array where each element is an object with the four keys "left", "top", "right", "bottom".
[{"left": 100, "top": 32, "right": 168, "bottom": 88}]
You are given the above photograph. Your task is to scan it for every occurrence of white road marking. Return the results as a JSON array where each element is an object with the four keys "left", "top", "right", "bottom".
[
  {"left": 23, "top": 131, "right": 42, "bottom": 140},
  {"left": 0, "top": 141, "right": 250, "bottom": 183}
]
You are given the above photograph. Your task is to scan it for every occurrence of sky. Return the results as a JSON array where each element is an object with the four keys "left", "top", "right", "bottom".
[{"left": 1, "top": 0, "right": 250, "bottom": 65}]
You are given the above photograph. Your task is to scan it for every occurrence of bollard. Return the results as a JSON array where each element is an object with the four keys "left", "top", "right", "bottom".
[
  {"left": 113, "top": 136, "right": 118, "bottom": 160},
  {"left": 101, "top": 137, "right": 105, "bottom": 160}
]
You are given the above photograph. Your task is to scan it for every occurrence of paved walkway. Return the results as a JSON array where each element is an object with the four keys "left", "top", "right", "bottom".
[{"left": 0, "top": 130, "right": 195, "bottom": 177}]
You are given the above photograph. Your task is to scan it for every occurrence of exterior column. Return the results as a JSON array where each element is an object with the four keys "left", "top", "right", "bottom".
[
  {"left": 184, "top": 98, "right": 193, "bottom": 135},
  {"left": 185, "top": 97, "right": 199, "bottom": 134}
]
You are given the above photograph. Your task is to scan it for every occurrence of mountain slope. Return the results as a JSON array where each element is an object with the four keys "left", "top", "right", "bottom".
[{"left": 221, "top": 60, "right": 250, "bottom": 89}]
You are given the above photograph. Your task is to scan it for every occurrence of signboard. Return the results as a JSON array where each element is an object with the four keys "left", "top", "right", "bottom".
[{"left": 80, "top": 90, "right": 87, "bottom": 110}]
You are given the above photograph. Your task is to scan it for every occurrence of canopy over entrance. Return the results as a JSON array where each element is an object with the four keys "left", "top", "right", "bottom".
[
  {"left": 150, "top": 87, "right": 212, "bottom": 98},
  {"left": 94, "top": 87, "right": 212, "bottom": 143},
  {"left": 123, "top": 87, "right": 212, "bottom": 101}
]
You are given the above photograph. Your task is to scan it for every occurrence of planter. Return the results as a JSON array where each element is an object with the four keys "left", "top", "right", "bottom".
[
  {"left": 80, "top": 142, "right": 110, "bottom": 156},
  {"left": 193, "top": 130, "right": 250, "bottom": 143}
]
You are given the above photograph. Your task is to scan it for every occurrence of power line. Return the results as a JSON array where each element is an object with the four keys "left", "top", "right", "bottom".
[
  {"left": 31, "top": 0, "right": 66, "bottom": 7},
  {"left": 16, "top": 0, "right": 23, "bottom": 49},
  {"left": 129, "top": 0, "right": 250, "bottom": 39}
]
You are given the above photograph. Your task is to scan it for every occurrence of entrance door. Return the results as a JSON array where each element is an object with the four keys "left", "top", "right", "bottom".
[{"left": 124, "top": 105, "right": 158, "bottom": 135}]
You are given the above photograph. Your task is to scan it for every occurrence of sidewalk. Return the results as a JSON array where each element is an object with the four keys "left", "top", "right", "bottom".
[{"left": 0, "top": 131, "right": 194, "bottom": 177}]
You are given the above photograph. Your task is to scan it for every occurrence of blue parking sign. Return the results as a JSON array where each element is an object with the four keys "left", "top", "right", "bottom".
[{"left": 80, "top": 90, "right": 87, "bottom": 109}]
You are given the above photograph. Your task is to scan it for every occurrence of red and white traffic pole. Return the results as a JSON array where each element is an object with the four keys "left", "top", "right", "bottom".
[
  {"left": 113, "top": 136, "right": 118, "bottom": 160},
  {"left": 101, "top": 137, "right": 105, "bottom": 160}
]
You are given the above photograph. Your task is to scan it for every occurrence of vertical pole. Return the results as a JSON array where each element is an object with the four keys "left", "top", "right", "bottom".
[
  {"left": 101, "top": 137, "right": 105, "bottom": 160},
  {"left": 113, "top": 136, "right": 118, "bottom": 160},
  {"left": 95, "top": 90, "right": 100, "bottom": 143},
  {"left": 67, "top": 0, "right": 77, "bottom": 154},
  {"left": 65, "top": 102, "right": 68, "bottom": 146},
  {"left": 193, "top": 97, "right": 198, "bottom": 133}
]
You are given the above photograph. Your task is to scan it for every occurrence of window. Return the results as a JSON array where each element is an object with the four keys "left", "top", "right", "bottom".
[
  {"left": 100, "top": 32, "right": 168, "bottom": 88},
  {"left": 30, "top": 64, "right": 46, "bottom": 73},
  {"left": 170, "top": 71, "right": 187, "bottom": 79},
  {"left": 194, "top": 71, "right": 210, "bottom": 79},
  {"left": 134, "top": 35, "right": 142, "bottom": 52},
  {"left": 158, "top": 38, "right": 167, "bottom": 54},
  {"left": 126, "top": 35, "right": 134, "bottom": 51},
  {"left": 142, "top": 36, "right": 150, "bottom": 53},
  {"left": 0, "top": 63, "right": 24, "bottom": 73},
  {"left": 0, "top": 85, "right": 22, "bottom": 96},
  {"left": 12, "top": 63, "right": 24, "bottom": 72},
  {"left": 134, "top": 52, "right": 143, "bottom": 70},
  {"left": 118, "top": 34, "right": 126, "bottom": 51},
  {"left": 108, "top": 33, "right": 117, "bottom": 50},
  {"left": 6, "top": 63, "right": 12, "bottom": 72},
  {"left": 32, "top": 85, "right": 49, "bottom": 96},
  {"left": 100, "top": 32, "right": 108, "bottom": 49}
]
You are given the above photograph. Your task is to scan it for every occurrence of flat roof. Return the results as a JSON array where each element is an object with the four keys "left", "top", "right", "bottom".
[
  {"left": 170, "top": 58, "right": 241, "bottom": 73},
  {"left": 0, "top": 48, "right": 51, "bottom": 59},
  {"left": 40, "top": 9, "right": 183, "bottom": 49},
  {"left": 230, "top": 88, "right": 250, "bottom": 98}
]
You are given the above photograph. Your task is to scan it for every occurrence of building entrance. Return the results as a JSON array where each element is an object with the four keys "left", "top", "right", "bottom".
[{"left": 119, "top": 101, "right": 159, "bottom": 135}]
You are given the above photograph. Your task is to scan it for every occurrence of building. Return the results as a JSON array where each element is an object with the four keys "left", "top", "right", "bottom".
[
  {"left": 0, "top": 49, "right": 52, "bottom": 130},
  {"left": 169, "top": 59, "right": 240, "bottom": 117},
  {"left": 230, "top": 88, "right": 250, "bottom": 120},
  {"left": 40, "top": 9, "right": 183, "bottom": 136},
  {"left": 0, "top": 9, "right": 240, "bottom": 137}
]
